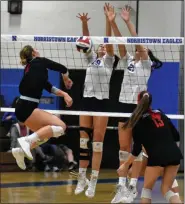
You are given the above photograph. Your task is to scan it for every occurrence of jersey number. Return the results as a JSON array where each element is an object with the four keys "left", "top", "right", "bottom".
[
  {"left": 127, "top": 64, "right": 135, "bottom": 73},
  {"left": 152, "top": 118, "right": 164, "bottom": 128},
  {"left": 92, "top": 59, "right": 101, "bottom": 66}
]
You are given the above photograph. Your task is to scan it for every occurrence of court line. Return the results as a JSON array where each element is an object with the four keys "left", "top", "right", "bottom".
[{"left": 1, "top": 176, "right": 184, "bottom": 189}]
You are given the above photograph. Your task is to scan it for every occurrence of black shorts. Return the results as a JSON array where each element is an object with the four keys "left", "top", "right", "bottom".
[
  {"left": 15, "top": 98, "right": 38, "bottom": 123},
  {"left": 116, "top": 102, "right": 137, "bottom": 122},
  {"left": 81, "top": 97, "right": 109, "bottom": 112},
  {"left": 147, "top": 159, "right": 181, "bottom": 167}
]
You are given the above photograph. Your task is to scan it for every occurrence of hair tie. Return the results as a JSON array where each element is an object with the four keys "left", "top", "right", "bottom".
[{"left": 143, "top": 93, "right": 149, "bottom": 97}]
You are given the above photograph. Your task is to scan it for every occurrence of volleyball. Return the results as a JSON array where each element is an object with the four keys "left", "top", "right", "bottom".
[{"left": 76, "top": 36, "right": 92, "bottom": 53}]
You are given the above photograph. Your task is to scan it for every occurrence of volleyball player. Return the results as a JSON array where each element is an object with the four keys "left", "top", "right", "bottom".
[
  {"left": 104, "top": 4, "right": 163, "bottom": 203},
  {"left": 12, "top": 45, "right": 73, "bottom": 170},
  {"left": 74, "top": 10, "right": 119, "bottom": 198},
  {"left": 116, "top": 91, "right": 183, "bottom": 203}
]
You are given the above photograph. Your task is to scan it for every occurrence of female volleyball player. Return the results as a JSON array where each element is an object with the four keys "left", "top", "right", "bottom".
[
  {"left": 12, "top": 45, "right": 73, "bottom": 170},
  {"left": 116, "top": 91, "right": 183, "bottom": 203},
  {"left": 74, "top": 9, "right": 119, "bottom": 198},
  {"left": 105, "top": 4, "right": 163, "bottom": 203}
]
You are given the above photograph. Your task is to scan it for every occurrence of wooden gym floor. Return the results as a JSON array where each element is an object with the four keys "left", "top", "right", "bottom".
[{"left": 1, "top": 170, "right": 184, "bottom": 203}]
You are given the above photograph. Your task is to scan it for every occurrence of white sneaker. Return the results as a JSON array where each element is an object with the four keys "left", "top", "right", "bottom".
[
  {"left": 111, "top": 184, "right": 128, "bottom": 203},
  {"left": 12, "top": 148, "right": 26, "bottom": 170},
  {"left": 85, "top": 176, "right": 98, "bottom": 198},
  {"left": 74, "top": 174, "right": 89, "bottom": 195},
  {"left": 18, "top": 137, "right": 33, "bottom": 160},
  {"left": 121, "top": 185, "right": 138, "bottom": 203}
]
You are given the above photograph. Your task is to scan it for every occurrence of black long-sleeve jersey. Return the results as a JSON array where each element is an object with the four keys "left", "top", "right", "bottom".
[
  {"left": 19, "top": 57, "right": 68, "bottom": 99},
  {"left": 132, "top": 109, "right": 183, "bottom": 165}
]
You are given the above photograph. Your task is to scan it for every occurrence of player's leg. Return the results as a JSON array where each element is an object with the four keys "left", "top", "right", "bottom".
[
  {"left": 161, "top": 165, "right": 182, "bottom": 203},
  {"left": 85, "top": 115, "right": 108, "bottom": 198},
  {"left": 138, "top": 154, "right": 181, "bottom": 199},
  {"left": 75, "top": 115, "right": 93, "bottom": 195},
  {"left": 111, "top": 122, "right": 132, "bottom": 203},
  {"left": 122, "top": 152, "right": 143, "bottom": 203},
  {"left": 12, "top": 108, "right": 66, "bottom": 169},
  {"left": 140, "top": 166, "right": 163, "bottom": 203},
  {"left": 118, "top": 121, "right": 132, "bottom": 181}
]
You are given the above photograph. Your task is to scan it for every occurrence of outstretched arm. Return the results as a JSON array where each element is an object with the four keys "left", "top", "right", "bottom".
[
  {"left": 45, "top": 81, "right": 73, "bottom": 107},
  {"left": 105, "top": 3, "right": 127, "bottom": 58},
  {"left": 104, "top": 3, "right": 114, "bottom": 56},
  {"left": 121, "top": 6, "right": 148, "bottom": 60},
  {"left": 76, "top": 13, "right": 90, "bottom": 36},
  {"left": 42, "top": 58, "right": 73, "bottom": 90}
]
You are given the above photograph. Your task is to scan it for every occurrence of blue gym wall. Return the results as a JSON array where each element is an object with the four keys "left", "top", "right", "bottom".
[{"left": 0, "top": 62, "right": 179, "bottom": 126}]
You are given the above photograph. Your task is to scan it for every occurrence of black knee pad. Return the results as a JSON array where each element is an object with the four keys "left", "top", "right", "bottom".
[{"left": 79, "top": 127, "right": 93, "bottom": 161}]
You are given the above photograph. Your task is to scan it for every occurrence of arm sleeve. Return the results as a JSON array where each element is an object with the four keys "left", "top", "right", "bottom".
[
  {"left": 140, "top": 57, "right": 152, "bottom": 70},
  {"left": 44, "top": 81, "right": 53, "bottom": 93},
  {"left": 160, "top": 110, "right": 180, "bottom": 142},
  {"left": 10, "top": 126, "right": 19, "bottom": 149},
  {"left": 84, "top": 51, "right": 97, "bottom": 64},
  {"left": 167, "top": 118, "right": 180, "bottom": 142},
  {"left": 121, "top": 52, "right": 134, "bottom": 70},
  {"left": 132, "top": 125, "right": 143, "bottom": 157},
  {"left": 103, "top": 54, "right": 115, "bottom": 68},
  {"left": 42, "top": 57, "right": 68, "bottom": 74}
]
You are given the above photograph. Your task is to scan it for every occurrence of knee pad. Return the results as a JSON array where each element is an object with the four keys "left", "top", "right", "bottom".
[
  {"left": 141, "top": 188, "right": 152, "bottom": 200},
  {"left": 165, "top": 190, "right": 176, "bottom": 202},
  {"left": 51, "top": 126, "right": 65, "bottom": 138},
  {"left": 142, "top": 152, "right": 148, "bottom": 159},
  {"left": 119, "top": 150, "right": 130, "bottom": 162},
  {"left": 93, "top": 142, "right": 103, "bottom": 152},
  {"left": 80, "top": 138, "right": 91, "bottom": 161},
  {"left": 172, "top": 179, "right": 178, "bottom": 188},
  {"left": 134, "top": 151, "right": 143, "bottom": 161}
]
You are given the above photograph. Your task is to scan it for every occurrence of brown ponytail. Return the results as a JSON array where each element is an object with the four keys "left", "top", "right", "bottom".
[
  {"left": 20, "top": 45, "right": 34, "bottom": 65},
  {"left": 123, "top": 91, "right": 152, "bottom": 129}
]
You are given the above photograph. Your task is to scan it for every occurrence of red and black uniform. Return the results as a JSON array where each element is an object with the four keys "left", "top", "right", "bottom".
[
  {"left": 15, "top": 57, "right": 68, "bottom": 122},
  {"left": 132, "top": 109, "right": 183, "bottom": 167}
]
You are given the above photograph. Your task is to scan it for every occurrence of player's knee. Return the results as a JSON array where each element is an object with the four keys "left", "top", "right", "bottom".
[
  {"left": 164, "top": 190, "right": 177, "bottom": 202},
  {"left": 93, "top": 142, "right": 103, "bottom": 153},
  {"left": 93, "top": 129, "right": 105, "bottom": 140},
  {"left": 119, "top": 150, "right": 130, "bottom": 162},
  {"left": 134, "top": 151, "right": 143, "bottom": 161},
  {"left": 80, "top": 137, "right": 91, "bottom": 161},
  {"left": 51, "top": 125, "right": 65, "bottom": 138},
  {"left": 141, "top": 188, "right": 152, "bottom": 200}
]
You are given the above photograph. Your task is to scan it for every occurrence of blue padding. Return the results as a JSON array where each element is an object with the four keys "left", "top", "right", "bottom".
[
  {"left": 148, "top": 62, "right": 179, "bottom": 127},
  {"left": 0, "top": 69, "right": 60, "bottom": 110}
]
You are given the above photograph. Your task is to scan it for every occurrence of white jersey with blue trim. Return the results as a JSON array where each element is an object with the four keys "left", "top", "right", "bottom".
[
  {"left": 119, "top": 52, "right": 152, "bottom": 104},
  {"left": 83, "top": 51, "right": 115, "bottom": 100}
]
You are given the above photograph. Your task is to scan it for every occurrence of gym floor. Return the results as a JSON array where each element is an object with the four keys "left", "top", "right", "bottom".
[{"left": 1, "top": 170, "right": 184, "bottom": 203}]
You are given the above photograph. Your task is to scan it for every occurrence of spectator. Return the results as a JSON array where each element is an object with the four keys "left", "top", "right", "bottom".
[
  {"left": 1, "top": 97, "right": 19, "bottom": 133},
  {"left": 39, "top": 143, "right": 77, "bottom": 172}
]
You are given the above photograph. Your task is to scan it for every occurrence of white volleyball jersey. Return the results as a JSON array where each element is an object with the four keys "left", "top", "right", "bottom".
[
  {"left": 119, "top": 52, "right": 152, "bottom": 104},
  {"left": 83, "top": 51, "right": 115, "bottom": 100}
]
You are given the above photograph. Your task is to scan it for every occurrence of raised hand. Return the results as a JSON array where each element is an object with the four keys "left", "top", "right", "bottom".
[
  {"left": 121, "top": 5, "right": 131, "bottom": 22},
  {"left": 104, "top": 3, "right": 116, "bottom": 22},
  {"left": 76, "top": 13, "right": 91, "bottom": 23}
]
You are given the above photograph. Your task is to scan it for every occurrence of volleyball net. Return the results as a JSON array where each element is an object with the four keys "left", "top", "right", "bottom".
[{"left": 0, "top": 35, "right": 184, "bottom": 121}]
